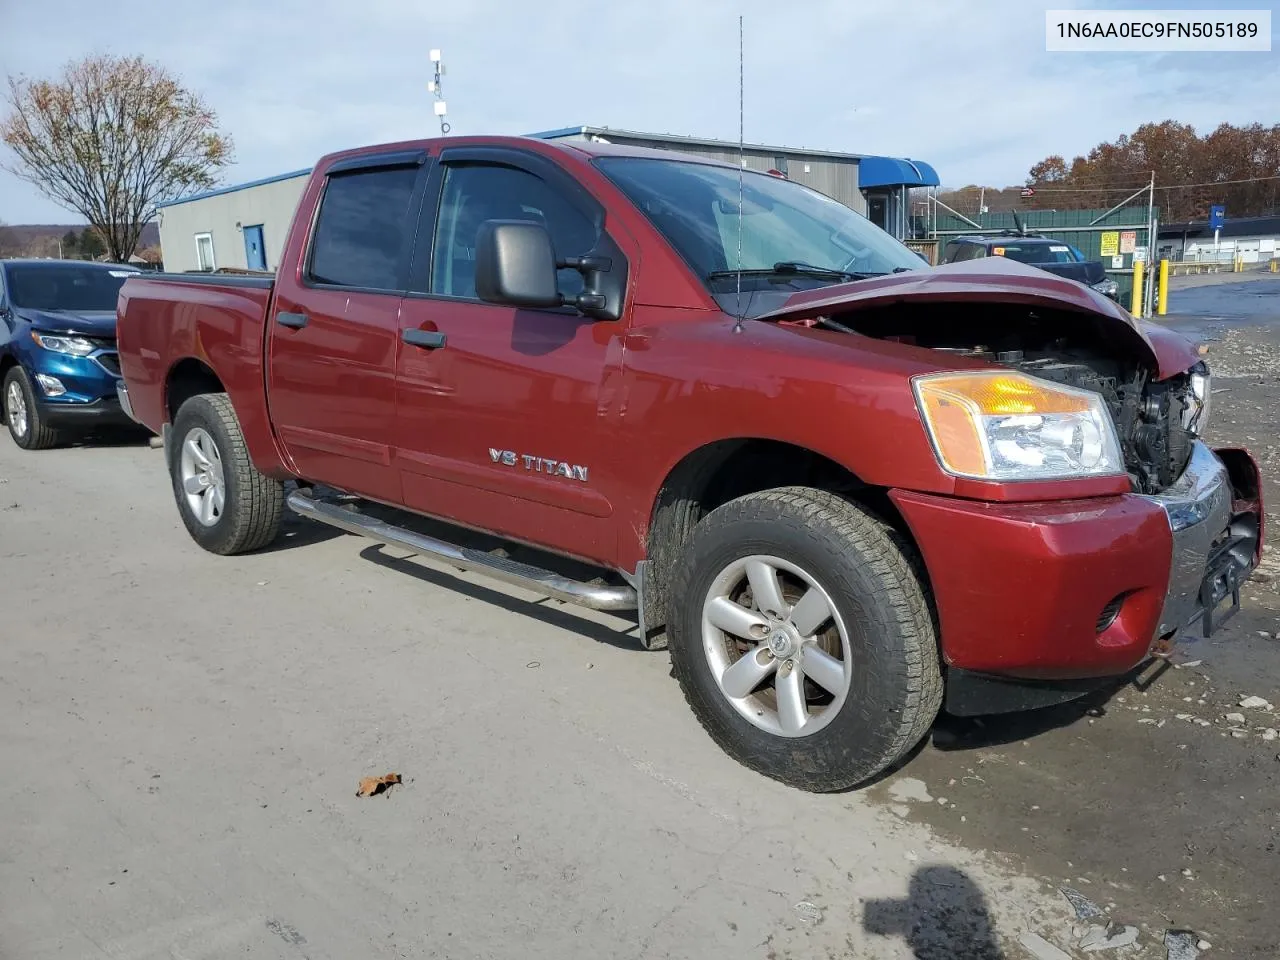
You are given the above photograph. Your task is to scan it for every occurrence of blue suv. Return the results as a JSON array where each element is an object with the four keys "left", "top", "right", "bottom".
[{"left": 1, "top": 259, "right": 143, "bottom": 449}]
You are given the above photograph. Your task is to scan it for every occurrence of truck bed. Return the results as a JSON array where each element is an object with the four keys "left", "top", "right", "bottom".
[{"left": 116, "top": 272, "right": 285, "bottom": 475}]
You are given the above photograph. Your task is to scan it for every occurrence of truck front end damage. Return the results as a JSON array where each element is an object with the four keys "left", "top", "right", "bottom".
[
  {"left": 890, "top": 438, "right": 1262, "bottom": 714},
  {"left": 759, "top": 258, "right": 1265, "bottom": 711}
]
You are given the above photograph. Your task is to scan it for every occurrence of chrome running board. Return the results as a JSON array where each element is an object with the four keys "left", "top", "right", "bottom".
[{"left": 286, "top": 489, "right": 637, "bottom": 612}]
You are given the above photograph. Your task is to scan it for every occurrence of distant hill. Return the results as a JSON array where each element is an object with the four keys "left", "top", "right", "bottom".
[{"left": 0, "top": 222, "right": 160, "bottom": 257}]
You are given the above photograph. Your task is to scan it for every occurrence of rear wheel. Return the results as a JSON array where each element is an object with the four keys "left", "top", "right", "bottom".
[
  {"left": 169, "top": 393, "right": 283, "bottom": 555},
  {"left": 667, "top": 487, "right": 942, "bottom": 792},
  {"left": 3, "top": 366, "right": 62, "bottom": 450}
]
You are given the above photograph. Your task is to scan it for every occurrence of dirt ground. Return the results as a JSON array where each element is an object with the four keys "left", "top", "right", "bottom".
[
  {"left": 876, "top": 272, "right": 1280, "bottom": 959},
  {"left": 1, "top": 272, "right": 1278, "bottom": 960}
]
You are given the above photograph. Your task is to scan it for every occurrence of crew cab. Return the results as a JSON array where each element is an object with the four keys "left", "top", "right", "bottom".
[
  {"left": 116, "top": 136, "right": 1263, "bottom": 791},
  {"left": 1, "top": 259, "right": 141, "bottom": 448}
]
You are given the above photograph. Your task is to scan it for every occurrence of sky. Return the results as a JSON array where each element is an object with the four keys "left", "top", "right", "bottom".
[{"left": 0, "top": 0, "right": 1275, "bottom": 223}]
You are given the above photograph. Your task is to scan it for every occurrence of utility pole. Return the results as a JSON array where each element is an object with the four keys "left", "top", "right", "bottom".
[{"left": 428, "top": 49, "right": 450, "bottom": 135}]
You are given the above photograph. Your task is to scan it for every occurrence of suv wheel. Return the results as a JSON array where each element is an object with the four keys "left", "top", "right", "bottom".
[
  {"left": 3, "top": 366, "right": 61, "bottom": 450},
  {"left": 169, "top": 392, "right": 284, "bottom": 555},
  {"left": 667, "top": 487, "right": 942, "bottom": 792}
]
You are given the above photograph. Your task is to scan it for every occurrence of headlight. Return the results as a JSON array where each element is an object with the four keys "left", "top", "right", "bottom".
[
  {"left": 1183, "top": 361, "right": 1211, "bottom": 434},
  {"left": 31, "top": 331, "right": 96, "bottom": 357},
  {"left": 914, "top": 371, "right": 1124, "bottom": 481},
  {"left": 1091, "top": 278, "right": 1119, "bottom": 298}
]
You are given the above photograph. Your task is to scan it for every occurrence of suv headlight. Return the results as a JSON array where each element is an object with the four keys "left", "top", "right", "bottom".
[
  {"left": 31, "top": 331, "right": 96, "bottom": 357},
  {"left": 1091, "top": 278, "right": 1119, "bottom": 298},
  {"left": 1183, "top": 361, "right": 1211, "bottom": 434},
  {"left": 914, "top": 371, "right": 1124, "bottom": 481}
]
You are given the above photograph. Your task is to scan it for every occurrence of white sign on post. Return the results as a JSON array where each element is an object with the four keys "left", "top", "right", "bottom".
[{"left": 1133, "top": 246, "right": 1148, "bottom": 263}]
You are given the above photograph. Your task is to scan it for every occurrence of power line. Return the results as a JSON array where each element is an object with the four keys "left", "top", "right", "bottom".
[{"left": 1026, "top": 173, "right": 1280, "bottom": 193}]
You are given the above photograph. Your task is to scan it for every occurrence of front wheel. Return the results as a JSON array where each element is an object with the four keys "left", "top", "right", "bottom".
[
  {"left": 169, "top": 393, "right": 284, "bottom": 555},
  {"left": 3, "top": 366, "right": 62, "bottom": 450},
  {"left": 667, "top": 487, "right": 942, "bottom": 792}
]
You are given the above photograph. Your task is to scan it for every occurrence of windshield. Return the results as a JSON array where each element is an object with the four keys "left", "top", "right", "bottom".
[
  {"left": 6, "top": 264, "right": 137, "bottom": 311},
  {"left": 596, "top": 157, "right": 924, "bottom": 292},
  {"left": 995, "top": 243, "right": 1080, "bottom": 265}
]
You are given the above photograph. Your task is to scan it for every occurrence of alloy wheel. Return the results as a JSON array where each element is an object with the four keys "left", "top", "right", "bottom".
[
  {"left": 6, "top": 381, "right": 28, "bottom": 438},
  {"left": 700, "top": 554, "right": 853, "bottom": 737},
  {"left": 179, "top": 427, "right": 226, "bottom": 526}
]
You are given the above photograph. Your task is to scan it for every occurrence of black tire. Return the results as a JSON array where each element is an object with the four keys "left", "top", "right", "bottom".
[
  {"left": 169, "top": 392, "right": 284, "bottom": 555},
  {"left": 3, "top": 366, "right": 62, "bottom": 450},
  {"left": 667, "top": 487, "right": 943, "bottom": 792}
]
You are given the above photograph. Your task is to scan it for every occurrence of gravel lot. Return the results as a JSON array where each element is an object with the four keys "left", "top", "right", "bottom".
[{"left": 2, "top": 274, "right": 1277, "bottom": 959}]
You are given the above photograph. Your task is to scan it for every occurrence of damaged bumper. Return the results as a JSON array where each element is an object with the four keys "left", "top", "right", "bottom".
[
  {"left": 1140, "top": 442, "right": 1261, "bottom": 643},
  {"left": 890, "top": 441, "right": 1264, "bottom": 715}
]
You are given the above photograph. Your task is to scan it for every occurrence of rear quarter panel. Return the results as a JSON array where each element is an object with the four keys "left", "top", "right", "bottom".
[{"left": 117, "top": 277, "right": 291, "bottom": 476}]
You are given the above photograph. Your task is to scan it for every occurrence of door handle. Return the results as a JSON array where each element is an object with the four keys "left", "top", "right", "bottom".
[
  {"left": 276, "top": 312, "right": 309, "bottom": 329},
  {"left": 402, "top": 329, "right": 447, "bottom": 350}
]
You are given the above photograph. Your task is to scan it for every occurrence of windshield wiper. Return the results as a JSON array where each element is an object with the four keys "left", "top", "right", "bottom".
[{"left": 707, "top": 261, "right": 864, "bottom": 282}]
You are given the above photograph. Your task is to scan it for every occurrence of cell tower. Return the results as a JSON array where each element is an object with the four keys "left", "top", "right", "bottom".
[{"left": 428, "top": 49, "right": 450, "bottom": 135}]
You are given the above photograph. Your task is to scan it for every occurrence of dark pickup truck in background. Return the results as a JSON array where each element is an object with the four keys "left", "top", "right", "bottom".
[
  {"left": 942, "top": 233, "right": 1120, "bottom": 301},
  {"left": 116, "top": 135, "right": 1262, "bottom": 791}
]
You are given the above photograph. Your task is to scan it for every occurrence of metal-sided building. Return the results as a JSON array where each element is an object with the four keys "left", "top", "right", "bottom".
[
  {"left": 155, "top": 125, "right": 938, "bottom": 273},
  {"left": 1157, "top": 215, "right": 1280, "bottom": 264}
]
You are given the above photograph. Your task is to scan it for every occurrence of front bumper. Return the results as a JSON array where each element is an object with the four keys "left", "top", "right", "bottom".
[
  {"left": 37, "top": 394, "right": 137, "bottom": 429},
  {"left": 891, "top": 441, "right": 1263, "bottom": 703},
  {"left": 1139, "top": 442, "right": 1260, "bottom": 640}
]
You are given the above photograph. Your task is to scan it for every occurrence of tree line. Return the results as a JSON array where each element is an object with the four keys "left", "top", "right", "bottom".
[{"left": 1025, "top": 121, "right": 1280, "bottom": 222}]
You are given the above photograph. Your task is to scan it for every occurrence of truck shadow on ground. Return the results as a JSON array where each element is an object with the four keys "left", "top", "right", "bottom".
[
  {"left": 926, "top": 662, "right": 1162, "bottom": 755},
  {"left": 863, "top": 865, "right": 1004, "bottom": 960},
  {"left": 357, "top": 544, "right": 642, "bottom": 650}
]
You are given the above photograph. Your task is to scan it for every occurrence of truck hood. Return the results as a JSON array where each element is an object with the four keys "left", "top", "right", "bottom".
[
  {"left": 16, "top": 307, "right": 118, "bottom": 338},
  {"left": 754, "top": 256, "right": 1200, "bottom": 380}
]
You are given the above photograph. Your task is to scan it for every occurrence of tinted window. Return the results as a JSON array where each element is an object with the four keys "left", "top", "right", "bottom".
[
  {"left": 6, "top": 264, "right": 138, "bottom": 311},
  {"left": 429, "top": 164, "right": 598, "bottom": 299},
  {"left": 308, "top": 166, "right": 420, "bottom": 290}
]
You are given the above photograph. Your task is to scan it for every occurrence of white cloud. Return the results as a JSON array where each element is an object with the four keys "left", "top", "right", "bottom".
[{"left": 0, "top": 0, "right": 1274, "bottom": 221}]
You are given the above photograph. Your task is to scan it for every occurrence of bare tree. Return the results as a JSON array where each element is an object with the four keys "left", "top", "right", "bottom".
[{"left": 1, "top": 55, "right": 232, "bottom": 262}]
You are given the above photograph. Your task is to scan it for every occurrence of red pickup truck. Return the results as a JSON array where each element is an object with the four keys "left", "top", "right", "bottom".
[{"left": 117, "top": 136, "right": 1263, "bottom": 791}]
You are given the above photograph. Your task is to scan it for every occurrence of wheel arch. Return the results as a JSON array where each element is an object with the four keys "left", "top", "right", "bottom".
[
  {"left": 162, "top": 355, "right": 293, "bottom": 480},
  {"left": 165, "top": 357, "right": 225, "bottom": 423},
  {"left": 640, "top": 437, "right": 923, "bottom": 636}
]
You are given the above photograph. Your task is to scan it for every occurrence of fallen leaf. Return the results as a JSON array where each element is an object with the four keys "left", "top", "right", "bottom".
[{"left": 356, "top": 772, "right": 401, "bottom": 797}]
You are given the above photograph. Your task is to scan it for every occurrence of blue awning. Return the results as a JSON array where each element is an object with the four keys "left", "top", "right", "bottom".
[{"left": 859, "top": 156, "right": 940, "bottom": 189}]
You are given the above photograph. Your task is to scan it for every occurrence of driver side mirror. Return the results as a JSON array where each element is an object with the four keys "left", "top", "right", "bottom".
[{"left": 475, "top": 219, "right": 616, "bottom": 319}]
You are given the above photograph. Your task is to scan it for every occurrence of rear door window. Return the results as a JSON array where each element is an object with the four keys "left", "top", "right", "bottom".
[{"left": 308, "top": 166, "right": 421, "bottom": 291}]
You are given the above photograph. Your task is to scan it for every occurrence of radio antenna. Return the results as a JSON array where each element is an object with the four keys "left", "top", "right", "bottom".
[{"left": 732, "top": 14, "right": 745, "bottom": 334}]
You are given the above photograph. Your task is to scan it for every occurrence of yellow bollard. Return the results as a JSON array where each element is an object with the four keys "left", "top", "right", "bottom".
[
  {"left": 1157, "top": 259, "right": 1169, "bottom": 316},
  {"left": 1131, "top": 260, "right": 1144, "bottom": 318}
]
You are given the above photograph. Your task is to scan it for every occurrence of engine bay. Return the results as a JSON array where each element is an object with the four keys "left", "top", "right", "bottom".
[{"left": 820, "top": 302, "right": 1207, "bottom": 494}]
